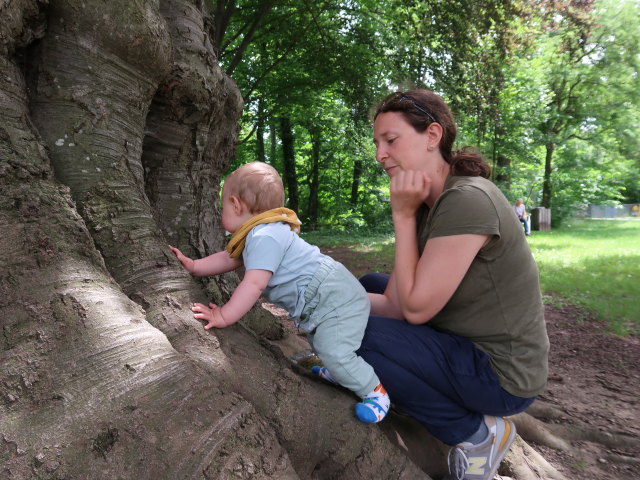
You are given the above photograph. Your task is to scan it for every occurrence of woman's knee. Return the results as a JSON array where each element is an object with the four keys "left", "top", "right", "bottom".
[{"left": 358, "top": 273, "right": 389, "bottom": 294}]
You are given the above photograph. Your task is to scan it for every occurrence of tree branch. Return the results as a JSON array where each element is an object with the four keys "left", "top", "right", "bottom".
[{"left": 225, "top": 0, "right": 276, "bottom": 75}]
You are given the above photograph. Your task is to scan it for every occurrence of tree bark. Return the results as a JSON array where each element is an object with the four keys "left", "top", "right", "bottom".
[
  {"left": 496, "top": 154, "right": 511, "bottom": 187},
  {"left": 350, "top": 158, "right": 363, "bottom": 209},
  {"left": 280, "top": 116, "right": 298, "bottom": 213},
  {"left": 542, "top": 140, "right": 555, "bottom": 208},
  {"left": 1, "top": 4, "right": 291, "bottom": 479},
  {"left": 1, "top": 1, "right": 432, "bottom": 478},
  {"left": 307, "top": 127, "right": 320, "bottom": 229},
  {"left": 256, "top": 97, "right": 266, "bottom": 163}
]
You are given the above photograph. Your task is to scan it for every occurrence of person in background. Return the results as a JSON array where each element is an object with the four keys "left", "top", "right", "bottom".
[
  {"left": 358, "top": 90, "right": 549, "bottom": 480},
  {"left": 514, "top": 198, "right": 531, "bottom": 236},
  {"left": 169, "top": 162, "right": 390, "bottom": 424}
]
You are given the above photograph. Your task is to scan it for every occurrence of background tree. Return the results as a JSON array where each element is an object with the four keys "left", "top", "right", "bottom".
[
  {"left": 221, "top": 0, "right": 640, "bottom": 229},
  {"left": 221, "top": 1, "right": 391, "bottom": 227},
  {"left": 504, "top": 0, "right": 640, "bottom": 223}
]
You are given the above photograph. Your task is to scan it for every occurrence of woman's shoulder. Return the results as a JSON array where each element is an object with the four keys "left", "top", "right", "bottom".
[
  {"left": 438, "top": 176, "right": 496, "bottom": 205},
  {"left": 443, "top": 175, "right": 508, "bottom": 206},
  {"left": 445, "top": 175, "right": 495, "bottom": 191}
]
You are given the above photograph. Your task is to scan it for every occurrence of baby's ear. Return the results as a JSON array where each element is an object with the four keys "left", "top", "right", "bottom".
[{"left": 230, "top": 195, "right": 246, "bottom": 214}]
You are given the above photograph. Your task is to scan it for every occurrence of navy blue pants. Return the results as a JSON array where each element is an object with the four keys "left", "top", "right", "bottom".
[{"left": 356, "top": 273, "right": 535, "bottom": 445}]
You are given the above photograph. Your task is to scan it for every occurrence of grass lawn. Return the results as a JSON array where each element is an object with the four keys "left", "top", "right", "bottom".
[
  {"left": 303, "top": 219, "right": 640, "bottom": 336},
  {"left": 529, "top": 219, "right": 639, "bottom": 335}
]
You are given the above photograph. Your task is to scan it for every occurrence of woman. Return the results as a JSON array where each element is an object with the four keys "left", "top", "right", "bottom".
[
  {"left": 514, "top": 198, "right": 531, "bottom": 236},
  {"left": 358, "top": 90, "right": 549, "bottom": 480}
]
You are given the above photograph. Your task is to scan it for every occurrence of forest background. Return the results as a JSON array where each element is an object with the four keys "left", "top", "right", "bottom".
[{"left": 219, "top": 0, "right": 640, "bottom": 230}]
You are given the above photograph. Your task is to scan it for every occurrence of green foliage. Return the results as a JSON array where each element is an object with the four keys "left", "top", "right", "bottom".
[
  {"left": 214, "top": 0, "right": 640, "bottom": 231},
  {"left": 545, "top": 140, "right": 627, "bottom": 225}
]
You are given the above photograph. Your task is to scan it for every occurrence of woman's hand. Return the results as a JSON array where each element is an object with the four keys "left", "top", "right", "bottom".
[
  {"left": 192, "top": 302, "right": 226, "bottom": 329},
  {"left": 390, "top": 170, "right": 431, "bottom": 220}
]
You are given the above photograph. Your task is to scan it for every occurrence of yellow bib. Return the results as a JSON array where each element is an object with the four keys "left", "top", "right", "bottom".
[{"left": 225, "top": 207, "right": 302, "bottom": 259}]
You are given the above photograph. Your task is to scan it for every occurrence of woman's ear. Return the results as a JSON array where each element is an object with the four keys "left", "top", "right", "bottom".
[{"left": 425, "top": 122, "right": 443, "bottom": 150}]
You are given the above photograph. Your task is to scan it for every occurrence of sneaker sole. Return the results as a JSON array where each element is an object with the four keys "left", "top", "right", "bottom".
[{"left": 486, "top": 418, "right": 517, "bottom": 479}]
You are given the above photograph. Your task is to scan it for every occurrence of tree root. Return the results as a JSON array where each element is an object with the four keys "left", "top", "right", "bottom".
[
  {"left": 510, "top": 412, "right": 572, "bottom": 451},
  {"left": 501, "top": 437, "right": 568, "bottom": 480},
  {"left": 516, "top": 401, "right": 640, "bottom": 452},
  {"left": 603, "top": 453, "right": 640, "bottom": 466},
  {"left": 505, "top": 399, "right": 640, "bottom": 480}
]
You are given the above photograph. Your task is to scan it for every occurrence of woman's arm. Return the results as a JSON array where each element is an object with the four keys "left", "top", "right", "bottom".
[
  {"left": 389, "top": 170, "right": 489, "bottom": 324},
  {"left": 397, "top": 234, "right": 488, "bottom": 324},
  {"left": 368, "top": 271, "right": 404, "bottom": 320}
]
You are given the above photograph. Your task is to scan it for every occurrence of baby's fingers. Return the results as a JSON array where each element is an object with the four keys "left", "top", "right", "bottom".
[{"left": 192, "top": 302, "right": 208, "bottom": 312}]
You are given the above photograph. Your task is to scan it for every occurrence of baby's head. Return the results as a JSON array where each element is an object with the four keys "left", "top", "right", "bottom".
[{"left": 223, "top": 162, "right": 285, "bottom": 214}]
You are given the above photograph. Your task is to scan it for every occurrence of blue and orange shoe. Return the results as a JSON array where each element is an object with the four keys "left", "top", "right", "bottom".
[{"left": 355, "top": 383, "right": 390, "bottom": 423}]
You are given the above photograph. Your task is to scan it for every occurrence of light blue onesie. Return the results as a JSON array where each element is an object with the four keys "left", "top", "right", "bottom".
[{"left": 243, "top": 222, "right": 378, "bottom": 396}]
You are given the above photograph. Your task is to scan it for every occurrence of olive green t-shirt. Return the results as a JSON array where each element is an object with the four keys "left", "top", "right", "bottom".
[{"left": 416, "top": 175, "right": 549, "bottom": 397}]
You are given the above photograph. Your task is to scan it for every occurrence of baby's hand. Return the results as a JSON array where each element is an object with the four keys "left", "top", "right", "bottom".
[
  {"left": 192, "top": 302, "right": 226, "bottom": 330},
  {"left": 169, "top": 245, "right": 195, "bottom": 273}
]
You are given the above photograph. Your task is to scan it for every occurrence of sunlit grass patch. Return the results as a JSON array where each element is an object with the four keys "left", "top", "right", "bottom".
[{"left": 529, "top": 219, "right": 639, "bottom": 335}]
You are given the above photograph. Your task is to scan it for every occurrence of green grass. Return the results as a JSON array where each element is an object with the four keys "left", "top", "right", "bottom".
[
  {"left": 303, "top": 219, "right": 640, "bottom": 336},
  {"left": 301, "top": 230, "right": 395, "bottom": 249},
  {"left": 529, "top": 219, "right": 639, "bottom": 335}
]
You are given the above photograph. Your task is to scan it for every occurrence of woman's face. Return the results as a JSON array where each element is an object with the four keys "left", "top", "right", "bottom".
[{"left": 373, "top": 111, "right": 432, "bottom": 177}]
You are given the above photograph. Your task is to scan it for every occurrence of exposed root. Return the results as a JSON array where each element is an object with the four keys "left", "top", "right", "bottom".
[
  {"left": 518, "top": 401, "right": 640, "bottom": 453},
  {"left": 526, "top": 400, "right": 568, "bottom": 420},
  {"left": 510, "top": 412, "right": 572, "bottom": 451},
  {"left": 501, "top": 437, "right": 567, "bottom": 480},
  {"left": 603, "top": 453, "right": 640, "bottom": 466},
  {"left": 547, "top": 422, "right": 640, "bottom": 450}
]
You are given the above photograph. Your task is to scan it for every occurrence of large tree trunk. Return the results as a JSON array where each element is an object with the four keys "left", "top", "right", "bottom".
[
  {"left": 0, "top": 1, "right": 432, "bottom": 478},
  {"left": 256, "top": 98, "right": 266, "bottom": 163}
]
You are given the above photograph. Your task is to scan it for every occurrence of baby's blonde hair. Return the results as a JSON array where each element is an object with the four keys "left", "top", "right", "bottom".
[{"left": 224, "top": 162, "right": 285, "bottom": 214}]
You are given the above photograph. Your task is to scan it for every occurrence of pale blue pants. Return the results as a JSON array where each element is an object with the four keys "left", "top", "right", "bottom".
[{"left": 299, "top": 257, "right": 378, "bottom": 397}]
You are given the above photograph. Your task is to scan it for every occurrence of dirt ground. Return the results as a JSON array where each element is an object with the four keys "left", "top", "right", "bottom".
[
  {"left": 289, "top": 245, "right": 640, "bottom": 480},
  {"left": 530, "top": 303, "right": 639, "bottom": 480}
]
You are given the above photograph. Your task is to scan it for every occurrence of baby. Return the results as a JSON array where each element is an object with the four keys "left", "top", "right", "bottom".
[{"left": 169, "top": 161, "right": 389, "bottom": 423}]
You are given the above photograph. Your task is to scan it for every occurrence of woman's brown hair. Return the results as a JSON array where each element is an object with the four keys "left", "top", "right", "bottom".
[{"left": 374, "top": 90, "right": 491, "bottom": 178}]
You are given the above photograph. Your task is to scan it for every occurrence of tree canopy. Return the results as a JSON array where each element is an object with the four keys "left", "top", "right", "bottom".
[{"left": 214, "top": 0, "right": 640, "bottom": 227}]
